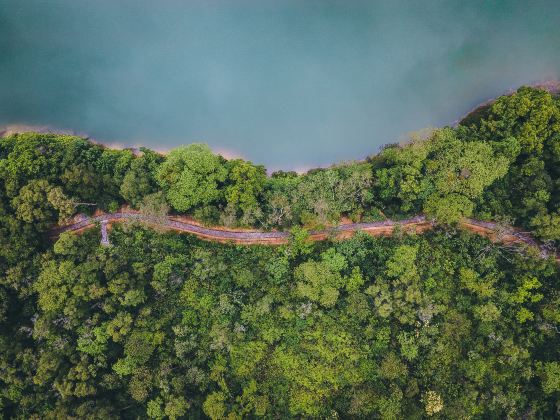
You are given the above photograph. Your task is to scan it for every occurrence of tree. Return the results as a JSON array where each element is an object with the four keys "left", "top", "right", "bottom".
[
  {"left": 120, "top": 150, "right": 162, "bottom": 208},
  {"left": 426, "top": 129, "right": 509, "bottom": 200},
  {"left": 292, "top": 169, "right": 342, "bottom": 226},
  {"left": 138, "top": 192, "right": 170, "bottom": 225},
  {"left": 530, "top": 211, "right": 560, "bottom": 241},
  {"left": 464, "top": 87, "right": 560, "bottom": 240},
  {"left": 540, "top": 362, "right": 560, "bottom": 394},
  {"left": 271, "top": 315, "right": 366, "bottom": 417},
  {"left": 423, "top": 192, "right": 474, "bottom": 224},
  {"left": 265, "top": 171, "right": 298, "bottom": 227},
  {"left": 0, "top": 133, "right": 71, "bottom": 196},
  {"left": 224, "top": 159, "right": 266, "bottom": 225},
  {"left": 375, "top": 130, "right": 432, "bottom": 213},
  {"left": 156, "top": 144, "right": 227, "bottom": 212},
  {"left": 295, "top": 260, "right": 344, "bottom": 308},
  {"left": 266, "top": 191, "right": 293, "bottom": 227},
  {"left": 423, "top": 390, "right": 444, "bottom": 416},
  {"left": 366, "top": 244, "right": 422, "bottom": 325},
  {"left": 61, "top": 163, "right": 111, "bottom": 205},
  {"left": 423, "top": 129, "right": 509, "bottom": 223},
  {"left": 164, "top": 396, "right": 189, "bottom": 419},
  {"left": 203, "top": 391, "right": 227, "bottom": 419},
  {"left": 11, "top": 179, "right": 74, "bottom": 226},
  {"left": 46, "top": 187, "right": 76, "bottom": 222}
]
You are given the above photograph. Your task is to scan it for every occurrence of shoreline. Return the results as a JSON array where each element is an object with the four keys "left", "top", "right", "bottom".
[
  {"left": 3, "top": 80, "right": 559, "bottom": 172},
  {"left": 453, "top": 79, "right": 560, "bottom": 127}
]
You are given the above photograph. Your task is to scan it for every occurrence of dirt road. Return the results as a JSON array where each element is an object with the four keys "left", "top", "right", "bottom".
[{"left": 50, "top": 211, "right": 557, "bottom": 260}]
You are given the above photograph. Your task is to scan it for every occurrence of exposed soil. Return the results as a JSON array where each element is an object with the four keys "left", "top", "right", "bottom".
[{"left": 50, "top": 211, "right": 558, "bottom": 261}]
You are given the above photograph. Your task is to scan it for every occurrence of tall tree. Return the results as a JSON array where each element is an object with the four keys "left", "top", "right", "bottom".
[{"left": 156, "top": 144, "right": 227, "bottom": 212}]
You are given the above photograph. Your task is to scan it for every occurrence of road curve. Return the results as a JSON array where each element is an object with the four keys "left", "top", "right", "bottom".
[{"left": 50, "top": 211, "right": 558, "bottom": 260}]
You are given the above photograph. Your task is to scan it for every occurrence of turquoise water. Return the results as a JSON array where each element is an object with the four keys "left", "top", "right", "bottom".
[{"left": 1, "top": 1, "right": 559, "bottom": 170}]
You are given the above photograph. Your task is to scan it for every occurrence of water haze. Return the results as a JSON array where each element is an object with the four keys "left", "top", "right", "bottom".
[{"left": 1, "top": 0, "right": 560, "bottom": 170}]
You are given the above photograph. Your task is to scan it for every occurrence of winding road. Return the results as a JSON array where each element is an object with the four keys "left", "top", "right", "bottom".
[{"left": 50, "top": 211, "right": 558, "bottom": 260}]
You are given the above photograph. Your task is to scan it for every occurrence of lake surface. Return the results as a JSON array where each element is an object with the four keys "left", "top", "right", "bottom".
[{"left": 1, "top": 0, "right": 560, "bottom": 170}]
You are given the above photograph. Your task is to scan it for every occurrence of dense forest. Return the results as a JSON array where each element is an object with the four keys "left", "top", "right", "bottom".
[{"left": 1, "top": 87, "right": 560, "bottom": 418}]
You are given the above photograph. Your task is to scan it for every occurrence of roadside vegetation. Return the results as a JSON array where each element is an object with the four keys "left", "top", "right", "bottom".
[{"left": 1, "top": 86, "right": 560, "bottom": 418}]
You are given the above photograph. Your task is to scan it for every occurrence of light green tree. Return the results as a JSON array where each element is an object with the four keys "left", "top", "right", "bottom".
[
  {"left": 423, "top": 129, "right": 509, "bottom": 223},
  {"left": 11, "top": 179, "right": 74, "bottom": 225},
  {"left": 224, "top": 159, "right": 266, "bottom": 224},
  {"left": 156, "top": 144, "right": 227, "bottom": 211}
]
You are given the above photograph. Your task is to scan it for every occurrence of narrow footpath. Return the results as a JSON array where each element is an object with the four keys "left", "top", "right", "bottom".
[{"left": 50, "top": 211, "right": 558, "bottom": 261}]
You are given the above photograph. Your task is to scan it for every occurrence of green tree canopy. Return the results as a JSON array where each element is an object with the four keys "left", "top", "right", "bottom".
[{"left": 156, "top": 144, "right": 227, "bottom": 212}]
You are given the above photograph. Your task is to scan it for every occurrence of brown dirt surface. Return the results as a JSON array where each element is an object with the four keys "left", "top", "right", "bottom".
[{"left": 50, "top": 211, "right": 559, "bottom": 262}]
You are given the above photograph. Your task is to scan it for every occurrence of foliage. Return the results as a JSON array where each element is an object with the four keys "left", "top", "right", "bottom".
[
  {"left": 1, "top": 86, "right": 560, "bottom": 418},
  {"left": 156, "top": 144, "right": 227, "bottom": 212},
  {"left": 121, "top": 148, "right": 163, "bottom": 207},
  {"left": 462, "top": 86, "right": 560, "bottom": 240},
  {"left": 2, "top": 225, "right": 557, "bottom": 418}
]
